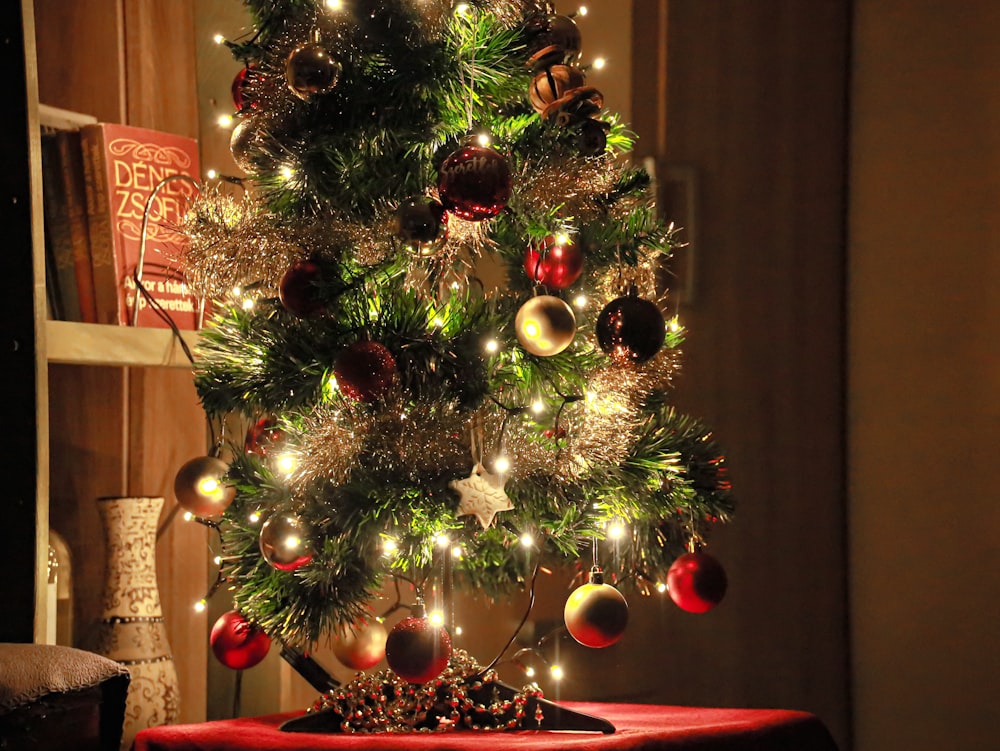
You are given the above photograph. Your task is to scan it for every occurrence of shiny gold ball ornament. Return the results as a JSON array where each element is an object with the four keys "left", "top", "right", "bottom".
[
  {"left": 259, "top": 510, "right": 314, "bottom": 572},
  {"left": 229, "top": 117, "right": 258, "bottom": 174},
  {"left": 515, "top": 295, "right": 577, "bottom": 356},
  {"left": 332, "top": 620, "right": 388, "bottom": 671},
  {"left": 285, "top": 42, "right": 342, "bottom": 100},
  {"left": 173, "top": 456, "right": 235, "bottom": 518},
  {"left": 564, "top": 566, "right": 629, "bottom": 648}
]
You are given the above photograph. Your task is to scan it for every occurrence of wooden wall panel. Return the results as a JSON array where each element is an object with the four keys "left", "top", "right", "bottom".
[{"left": 632, "top": 2, "right": 850, "bottom": 747}]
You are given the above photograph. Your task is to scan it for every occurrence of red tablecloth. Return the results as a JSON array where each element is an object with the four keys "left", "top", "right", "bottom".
[{"left": 132, "top": 702, "right": 839, "bottom": 751}]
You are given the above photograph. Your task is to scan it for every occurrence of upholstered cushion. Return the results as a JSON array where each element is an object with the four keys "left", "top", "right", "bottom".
[{"left": 0, "top": 643, "right": 129, "bottom": 713}]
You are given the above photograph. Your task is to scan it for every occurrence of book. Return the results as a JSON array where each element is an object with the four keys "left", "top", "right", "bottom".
[
  {"left": 56, "top": 129, "right": 99, "bottom": 322},
  {"left": 79, "top": 123, "right": 202, "bottom": 328},
  {"left": 39, "top": 131, "right": 77, "bottom": 321}
]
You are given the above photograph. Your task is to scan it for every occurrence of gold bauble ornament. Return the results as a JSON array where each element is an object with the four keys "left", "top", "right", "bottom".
[
  {"left": 173, "top": 456, "right": 235, "bottom": 518},
  {"left": 515, "top": 295, "right": 577, "bottom": 356},
  {"left": 332, "top": 620, "right": 388, "bottom": 671}
]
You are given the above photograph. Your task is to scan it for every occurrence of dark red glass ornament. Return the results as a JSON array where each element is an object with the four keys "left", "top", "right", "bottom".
[
  {"left": 285, "top": 42, "right": 342, "bottom": 100},
  {"left": 210, "top": 610, "right": 271, "bottom": 670},
  {"left": 384, "top": 616, "right": 452, "bottom": 684},
  {"left": 244, "top": 416, "right": 285, "bottom": 457},
  {"left": 334, "top": 341, "right": 397, "bottom": 402},
  {"left": 524, "top": 234, "right": 584, "bottom": 289},
  {"left": 392, "top": 196, "right": 448, "bottom": 255},
  {"left": 279, "top": 260, "right": 324, "bottom": 318},
  {"left": 667, "top": 551, "right": 728, "bottom": 613},
  {"left": 231, "top": 65, "right": 258, "bottom": 113},
  {"left": 437, "top": 143, "right": 512, "bottom": 221},
  {"left": 596, "top": 288, "right": 666, "bottom": 364}
]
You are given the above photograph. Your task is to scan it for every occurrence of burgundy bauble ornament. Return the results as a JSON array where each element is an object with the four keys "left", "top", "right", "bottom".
[
  {"left": 279, "top": 260, "right": 325, "bottom": 317},
  {"left": 391, "top": 196, "right": 448, "bottom": 256},
  {"left": 524, "top": 234, "right": 584, "bottom": 289},
  {"left": 334, "top": 341, "right": 397, "bottom": 402},
  {"left": 529, "top": 65, "right": 585, "bottom": 113},
  {"left": 259, "top": 511, "right": 313, "bottom": 572},
  {"left": 210, "top": 610, "right": 271, "bottom": 670},
  {"left": 285, "top": 42, "right": 342, "bottom": 100},
  {"left": 515, "top": 295, "right": 576, "bottom": 356},
  {"left": 332, "top": 620, "right": 388, "bottom": 671},
  {"left": 173, "top": 456, "right": 236, "bottom": 518},
  {"left": 231, "top": 65, "right": 258, "bottom": 113},
  {"left": 437, "top": 142, "right": 512, "bottom": 221},
  {"left": 244, "top": 416, "right": 285, "bottom": 457},
  {"left": 596, "top": 287, "right": 666, "bottom": 364},
  {"left": 667, "top": 551, "right": 728, "bottom": 613},
  {"left": 564, "top": 566, "right": 629, "bottom": 648},
  {"left": 384, "top": 615, "right": 452, "bottom": 684}
]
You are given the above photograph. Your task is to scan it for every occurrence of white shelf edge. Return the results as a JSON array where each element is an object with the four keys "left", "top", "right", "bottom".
[{"left": 46, "top": 320, "right": 199, "bottom": 369}]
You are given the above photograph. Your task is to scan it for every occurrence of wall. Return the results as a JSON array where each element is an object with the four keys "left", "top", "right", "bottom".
[{"left": 848, "top": 2, "right": 1000, "bottom": 750}]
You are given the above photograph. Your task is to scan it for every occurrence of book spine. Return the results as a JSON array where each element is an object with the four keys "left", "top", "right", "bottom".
[
  {"left": 40, "top": 132, "right": 77, "bottom": 321},
  {"left": 60, "top": 130, "right": 98, "bottom": 323},
  {"left": 79, "top": 125, "right": 120, "bottom": 325}
]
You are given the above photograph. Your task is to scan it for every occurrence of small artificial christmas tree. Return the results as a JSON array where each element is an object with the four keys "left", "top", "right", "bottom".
[{"left": 177, "top": 0, "right": 734, "bottom": 733}]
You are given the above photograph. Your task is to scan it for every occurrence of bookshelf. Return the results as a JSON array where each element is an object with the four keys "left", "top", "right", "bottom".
[{"left": 46, "top": 320, "right": 199, "bottom": 368}]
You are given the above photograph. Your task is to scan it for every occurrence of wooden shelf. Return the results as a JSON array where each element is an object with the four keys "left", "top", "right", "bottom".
[{"left": 46, "top": 320, "right": 199, "bottom": 368}]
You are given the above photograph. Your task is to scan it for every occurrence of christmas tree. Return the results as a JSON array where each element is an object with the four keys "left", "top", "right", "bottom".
[{"left": 174, "top": 0, "right": 734, "bottom": 732}]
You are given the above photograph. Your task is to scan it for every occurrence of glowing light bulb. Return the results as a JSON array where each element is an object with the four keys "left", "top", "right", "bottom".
[
  {"left": 383, "top": 538, "right": 398, "bottom": 556},
  {"left": 214, "top": 556, "right": 222, "bottom": 566},
  {"left": 248, "top": 511, "right": 261, "bottom": 523},
  {"left": 455, "top": 625, "right": 463, "bottom": 635},
  {"left": 232, "top": 286, "right": 242, "bottom": 297},
  {"left": 532, "top": 400, "right": 545, "bottom": 414},
  {"left": 428, "top": 610, "right": 445, "bottom": 627},
  {"left": 574, "top": 294, "right": 588, "bottom": 309},
  {"left": 520, "top": 532, "right": 534, "bottom": 548},
  {"left": 525, "top": 666, "right": 536, "bottom": 678},
  {"left": 669, "top": 316, "right": 682, "bottom": 333},
  {"left": 435, "top": 533, "right": 451, "bottom": 549},
  {"left": 241, "top": 297, "right": 255, "bottom": 311},
  {"left": 608, "top": 522, "right": 626, "bottom": 540},
  {"left": 325, "top": 0, "right": 343, "bottom": 9},
  {"left": 279, "top": 165, "right": 295, "bottom": 180},
  {"left": 485, "top": 339, "right": 499, "bottom": 354},
  {"left": 550, "top": 664, "right": 565, "bottom": 681},
  {"left": 451, "top": 545, "right": 463, "bottom": 559},
  {"left": 213, "top": 33, "right": 225, "bottom": 44},
  {"left": 432, "top": 316, "right": 444, "bottom": 328},
  {"left": 217, "top": 114, "right": 233, "bottom": 128},
  {"left": 455, "top": 2, "right": 470, "bottom": 15},
  {"left": 578, "top": 6, "right": 588, "bottom": 16},
  {"left": 194, "top": 599, "right": 207, "bottom": 613},
  {"left": 206, "top": 169, "right": 218, "bottom": 180},
  {"left": 283, "top": 535, "right": 301, "bottom": 550},
  {"left": 593, "top": 57, "right": 607, "bottom": 70},
  {"left": 555, "top": 233, "right": 570, "bottom": 246},
  {"left": 276, "top": 453, "right": 298, "bottom": 475},
  {"left": 183, "top": 511, "right": 194, "bottom": 522},
  {"left": 656, "top": 582, "right": 668, "bottom": 593},
  {"left": 494, "top": 456, "right": 511, "bottom": 474},
  {"left": 476, "top": 132, "right": 492, "bottom": 147}
]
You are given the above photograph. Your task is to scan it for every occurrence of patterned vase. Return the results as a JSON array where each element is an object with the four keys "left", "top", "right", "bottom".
[{"left": 93, "top": 496, "right": 180, "bottom": 750}]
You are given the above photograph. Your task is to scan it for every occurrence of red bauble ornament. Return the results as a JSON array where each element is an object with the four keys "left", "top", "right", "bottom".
[
  {"left": 332, "top": 620, "right": 388, "bottom": 671},
  {"left": 596, "top": 287, "right": 666, "bottom": 364},
  {"left": 244, "top": 416, "right": 285, "bottom": 457},
  {"left": 667, "top": 551, "right": 728, "bottom": 613},
  {"left": 259, "top": 511, "right": 313, "bottom": 572},
  {"left": 524, "top": 234, "right": 584, "bottom": 289},
  {"left": 437, "top": 143, "right": 512, "bottom": 221},
  {"left": 279, "top": 260, "right": 325, "bottom": 318},
  {"left": 564, "top": 566, "right": 629, "bottom": 648},
  {"left": 334, "top": 341, "right": 397, "bottom": 402},
  {"left": 384, "top": 615, "right": 452, "bottom": 684},
  {"left": 231, "top": 65, "right": 258, "bottom": 113},
  {"left": 210, "top": 610, "right": 271, "bottom": 670},
  {"left": 285, "top": 42, "right": 342, "bottom": 100}
]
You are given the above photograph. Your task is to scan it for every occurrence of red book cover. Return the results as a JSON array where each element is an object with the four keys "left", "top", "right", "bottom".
[{"left": 79, "top": 123, "right": 203, "bottom": 328}]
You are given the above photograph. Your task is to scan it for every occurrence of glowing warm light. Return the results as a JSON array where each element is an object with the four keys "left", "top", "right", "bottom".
[
  {"left": 485, "top": 339, "right": 499, "bottom": 354},
  {"left": 455, "top": 625, "right": 463, "bottom": 635},
  {"left": 550, "top": 664, "right": 565, "bottom": 681},
  {"left": 206, "top": 169, "right": 218, "bottom": 180},
  {"left": 428, "top": 610, "right": 445, "bottom": 627},
  {"left": 524, "top": 666, "right": 536, "bottom": 678},
  {"left": 213, "top": 33, "right": 225, "bottom": 44},
  {"left": 454, "top": 2, "right": 470, "bottom": 16},
  {"left": 198, "top": 477, "right": 220, "bottom": 495},
  {"left": 451, "top": 281, "right": 460, "bottom": 290},
  {"left": 232, "top": 285, "right": 242, "bottom": 297},
  {"left": 183, "top": 511, "right": 194, "bottom": 522},
  {"left": 656, "top": 582, "right": 668, "bottom": 594},
  {"left": 241, "top": 297, "right": 255, "bottom": 311},
  {"left": 325, "top": 0, "right": 343, "bottom": 9},
  {"left": 279, "top": 165, "right": 295, "bottom": 179},
  {"left": 283, "top": 535, "right": 302, "bottom": 550},
  {"left": 555, "top": 233, "right": 570, "bottom": 246},
  {"left": 523, "top": 321, "right": 541, "bottom": 339},
  {"left": 669, "top": 316, "right": 682, "bottom": 333},
  {"left": 276, "top": 453, "right": 298, "bottom": 474},
  {"left": 593, "top": 57, "right": 607, "bottom": 70},
  {"left": 217, "top": 114, "right": 234, "bottom": 128},
  {"left": 494, "top": 456, "right": 511, "bottom": 474},
  {"left": 578, "top": 6, "right": 588, "bottom": 16},
  {"left": 383, "top": 538, "right": 398, "bottom": 556},
  {"left": 248, "top": 511, "right": 261, "bottom": 523},
  {"left": 532, "top": 400, "right": 545, "bottom": 414},
  {"left": 213, "top": 556, "right": 222, "bottom": 566},
  {"left": 476, "top": 132, "right": 492, "bottom": 147},
  {"left": 435, "top": 534, "right": 451, "bottom": 549},
  {"left": 432, "top": 316, "right": 444, "bottom": 328},
  {"left": 194, "top": 599, "right": 207, "bottom": 613},
  {"left": 574, "top": 294, "right": 588, "bottom": 309},
  {"left": 608, "top": 522, "right": 626, "bottom": 540},
  {"left": 520, "top": 533, "right": 534, "bottom": 548},
  {"left": 451, "top": 545, "right": 463, "bottom": 559}
]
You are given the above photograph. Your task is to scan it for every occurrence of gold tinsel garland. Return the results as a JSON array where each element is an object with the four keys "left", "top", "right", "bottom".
[{"left": 308, "top": 649, "right": 545, "bottom": 733}]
